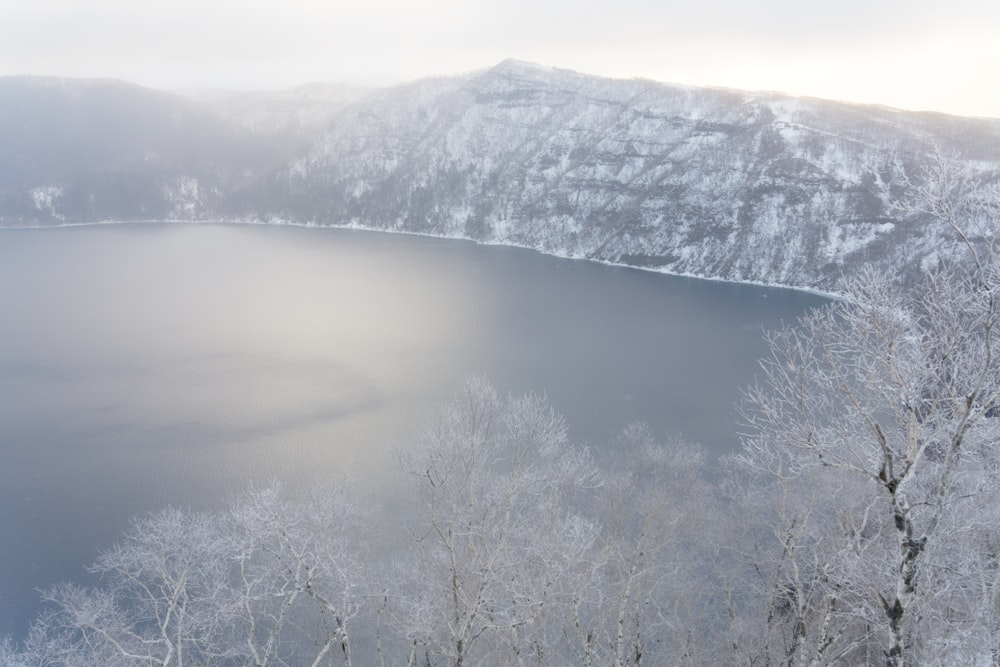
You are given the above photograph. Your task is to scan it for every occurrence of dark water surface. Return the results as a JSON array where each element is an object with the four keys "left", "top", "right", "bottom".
[{"left": 0, "top": 223, "right": 829, "bottom": 637}]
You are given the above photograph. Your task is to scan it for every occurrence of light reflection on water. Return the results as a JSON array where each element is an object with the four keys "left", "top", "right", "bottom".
[{"left": 0, "top": 223, "right": 829, "bottom": 638}]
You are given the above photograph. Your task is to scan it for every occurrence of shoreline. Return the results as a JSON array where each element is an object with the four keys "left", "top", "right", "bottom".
[{"left": 0, "top": 217, "right": 842, "bottom": 300}]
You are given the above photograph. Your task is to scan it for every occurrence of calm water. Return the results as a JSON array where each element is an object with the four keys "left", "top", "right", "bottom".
[{"left": 0, "top": 223, "right": 829, "bottom": 637}]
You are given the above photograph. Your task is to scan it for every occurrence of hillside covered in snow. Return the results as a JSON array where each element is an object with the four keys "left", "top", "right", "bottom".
[{"left": 3, "top": 61, "right": 1000, "bottom": 291}]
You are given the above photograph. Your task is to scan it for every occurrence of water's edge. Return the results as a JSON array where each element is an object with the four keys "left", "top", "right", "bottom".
[{"left": 0, "top": 218, "right": 844, "bottom": 300}]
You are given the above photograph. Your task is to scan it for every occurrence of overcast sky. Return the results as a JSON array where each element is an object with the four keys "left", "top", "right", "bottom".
[{"left": 2, "top": 0, "right": 998, "bottom": 118}]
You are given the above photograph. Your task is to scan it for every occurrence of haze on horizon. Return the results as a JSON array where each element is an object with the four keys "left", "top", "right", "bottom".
[{"left": 1, "top": 0, "right": 998, "bottom": 119}]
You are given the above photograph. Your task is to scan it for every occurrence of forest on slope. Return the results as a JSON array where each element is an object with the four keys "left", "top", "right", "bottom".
[{"left": 3, "top": 61, "right": 1000, "bottom": 291}]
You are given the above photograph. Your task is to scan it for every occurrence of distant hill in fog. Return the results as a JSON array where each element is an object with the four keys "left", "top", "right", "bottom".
[{"left": 3, "top": 61, "right": 1000, "bottom": 291}]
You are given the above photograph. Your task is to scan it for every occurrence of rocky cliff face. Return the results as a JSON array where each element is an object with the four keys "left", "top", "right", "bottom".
[{"left": 4, "top": 61, "right": 1000, "bottom": 291}]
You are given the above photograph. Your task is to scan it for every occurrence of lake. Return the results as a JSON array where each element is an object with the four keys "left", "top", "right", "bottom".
[{"left": 0, "top": 222, "right": 829, "bottom": 637}]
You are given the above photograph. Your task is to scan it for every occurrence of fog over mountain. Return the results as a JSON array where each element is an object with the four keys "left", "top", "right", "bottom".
[{"left": 4, "top": 60, "right": 1000, "bottom": 291}]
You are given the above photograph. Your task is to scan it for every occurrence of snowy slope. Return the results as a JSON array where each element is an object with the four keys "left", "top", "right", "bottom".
[
  {"left": 4, "top": 63, "right": 1000, "bottom": 291},
  {"left": 240, "top": 60, "right": 1000, "bottom": 290},
  {"left": 0, "top": 76, "right": 285, "bottom": 223},
  {"left": 179, "top": 83, "right": 373, "bottom": 135}
]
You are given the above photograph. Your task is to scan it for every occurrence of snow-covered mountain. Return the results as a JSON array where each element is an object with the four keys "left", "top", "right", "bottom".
[
  {"left": 178, "top": 82, "right": 372, "bottom": 136},
  {"left": 238, "top": 60, "right": 1000, "bottom": 290},
  {"left": 4, "top": 61, "right": 1000, "bottom": 291},
  {"left": 0, "top": 76, "right": 298, "bottom": 223}
]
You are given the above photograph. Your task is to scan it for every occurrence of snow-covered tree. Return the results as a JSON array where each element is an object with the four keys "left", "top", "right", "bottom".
[
  {"left": 392, "top": 377, "right": 600, "bottom": 666},
  {"left": 573, "top": 424, "right": 721, "bottom": 666},
  {"left": 219, "top": 483, "right": 374, "bottom": 667},
  {"left": 5, "top": 484, "right": 375, "bottom": 667},
  {"left": 734, "top": 155, "right": 1000, "bottom": 665}
]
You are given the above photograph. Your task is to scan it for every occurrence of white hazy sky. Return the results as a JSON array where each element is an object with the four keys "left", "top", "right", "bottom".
[{"left": 2, "top": 0, "right": 998, "bottom": 118}]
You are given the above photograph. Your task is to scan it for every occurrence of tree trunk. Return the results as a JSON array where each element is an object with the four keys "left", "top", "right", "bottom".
[{"left": 884, "top": 491, "right": 923, "bottom": 667}]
